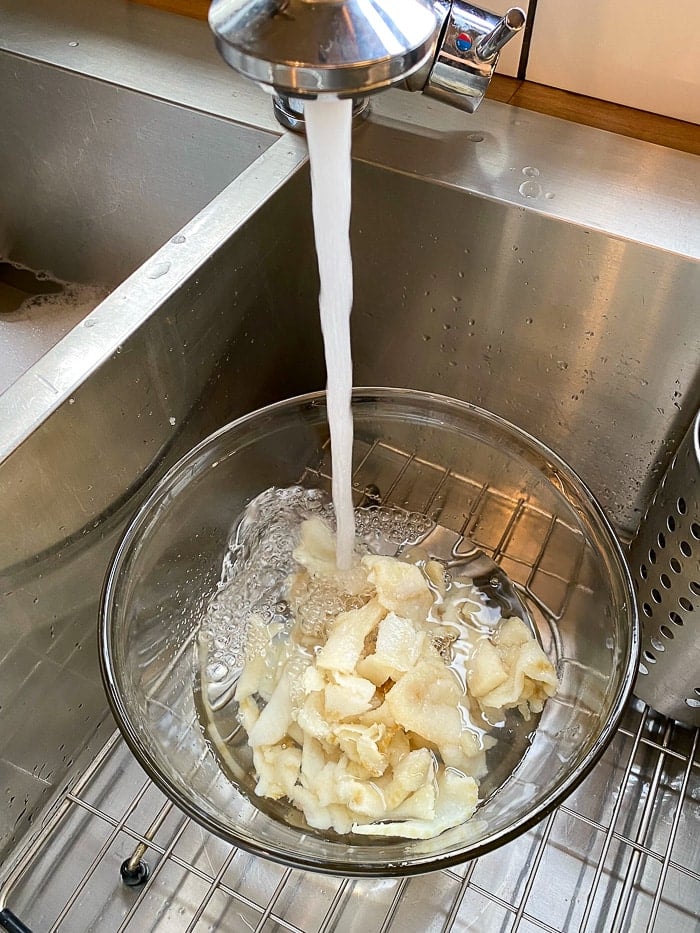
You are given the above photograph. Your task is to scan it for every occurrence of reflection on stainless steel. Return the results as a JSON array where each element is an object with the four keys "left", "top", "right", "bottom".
[
  {"left": 0, "top": 51, "right": 275, "bottom": 404},
  {"left": 343, "top": 160, "right": 700, "bottom": 533},
  {"left": 208, "top": 0, "right": 440, "bottom": 96},
  {"left": 476, "top": 7, "right": 527, "bottom": 61},
  {"left": 415, "top": 2, "right": 527, "bottom": 113},
  {"left": 0, "top": 0, "right": 698, "bottom": 928},
  {"left": 209, "top": 0, "right": 524, "bottom": 126},
  {"left": 630, "top": 410, "right": 700, "bottom": 726},
  {"left": 0, "top": 129, "right": 314, "bottom": 867}
]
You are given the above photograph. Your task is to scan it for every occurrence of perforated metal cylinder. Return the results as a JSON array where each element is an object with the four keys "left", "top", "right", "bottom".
[{"left": 629, "top": 410, "right": 700, "bottom": 725}]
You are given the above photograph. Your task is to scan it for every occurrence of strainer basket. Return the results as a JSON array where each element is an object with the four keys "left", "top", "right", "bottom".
[{"left": 629, "top": 410, "right": 700, "bottom": 725}]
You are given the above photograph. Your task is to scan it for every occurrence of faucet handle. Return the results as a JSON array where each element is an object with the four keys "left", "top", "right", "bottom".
[
  {"left": 419, "top": 3, "right": 525, "bottom": 114},
  {"left": 476, "top": 7, "right": 527, "bottom": 60}
]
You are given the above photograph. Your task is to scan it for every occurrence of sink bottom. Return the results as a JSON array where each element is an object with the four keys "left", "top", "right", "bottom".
[{"left": 0, "top": 260, "right": 109, "bottom": 394}]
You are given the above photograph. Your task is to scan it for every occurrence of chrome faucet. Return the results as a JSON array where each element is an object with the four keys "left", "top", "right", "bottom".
[{"left": 209, "top": 0, "right": 525, "bottom": 130}]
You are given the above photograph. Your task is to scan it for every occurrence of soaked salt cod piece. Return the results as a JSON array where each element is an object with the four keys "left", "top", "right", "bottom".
[
  {"left": 467, "top": 617, "right": 559, "bottom": 719},
  {"left": 352, "top": 769, "right": 478, "bottom": 839},
  {"left": 315, "top": 599, "right": 384, "bottom": 674},
  {"left": 235, "top": 517, "right": 558, "bottom": 839},
  {"left": 363, "top": 553, "right": 434, "bottom": 623}
]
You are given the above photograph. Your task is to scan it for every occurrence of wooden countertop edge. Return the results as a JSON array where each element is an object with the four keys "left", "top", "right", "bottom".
[
  {"left": 487, "top": 76, "right": 700, "bottom": 157},
  {"left": 131, "top": 0, "right": 700, "bottom": 157}
]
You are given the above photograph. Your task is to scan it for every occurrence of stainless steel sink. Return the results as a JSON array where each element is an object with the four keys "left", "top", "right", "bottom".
[
  {"left": 0, "top": 24, "right": 285, "bottom": 872},
  {"left": 0, "top": 1, "right": 698, "bottom": 930},
  {"left": 0, "top": 49, "right": 274, "bottom": 397}
]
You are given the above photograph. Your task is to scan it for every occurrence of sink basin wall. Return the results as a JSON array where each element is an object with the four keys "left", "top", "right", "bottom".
[
  {"left": 0, "top": 51, "right": 275, "bottom": 390},
  {"left": 0, "top": 52, "right": 273, "bottom": 287},
  {"left": 0, "top": 152, "right": 321, "bottom": 866},
  {"left": 346, "top": 162, "right": 700, "bottom": 532}
]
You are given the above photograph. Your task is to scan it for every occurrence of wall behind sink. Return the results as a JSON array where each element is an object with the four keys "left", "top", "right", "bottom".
[{"left": 527, "top": 0, "right": 700, "bottom": 124}]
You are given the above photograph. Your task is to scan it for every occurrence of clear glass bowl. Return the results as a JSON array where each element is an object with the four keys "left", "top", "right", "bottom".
[{"left": 100, "top": 389, "right": 639, "bottom": 876}]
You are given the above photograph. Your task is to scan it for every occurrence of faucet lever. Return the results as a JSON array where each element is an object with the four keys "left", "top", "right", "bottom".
[
  {"left": 416, "top": 3, "right": 526, "bottom": 114},
  {"left": 476, "top": 8, "right": 527, "bottom": 61}
]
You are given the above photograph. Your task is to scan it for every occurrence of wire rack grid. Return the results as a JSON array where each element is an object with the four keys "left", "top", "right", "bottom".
[{"left": 0, "top": 438, "right": 697, "bottom": 933}]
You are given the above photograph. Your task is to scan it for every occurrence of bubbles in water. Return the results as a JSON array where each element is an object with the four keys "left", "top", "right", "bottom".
[
  {"left": 171, "top": 234, "right": 186, "bottom": 244},
  {"left": 198, "top": 487, "right": 437, "bottom": 678},
  {"left": 200, "top": 488, "right": 333, "bottom": 670},
  {"left": 355, "top": 504, "right": 433, "bottom": 545},
  {"left": 3, "top": 260, "right": 109, "bottom": 323},
  {"left": 522, "top": 166, "right": 540, "bottom": 177},
  {"left": 206, "top": 661, "right": 229, "bottom": 682},
  {"left": 467, "top": 133, "right": 484, "bottom": 142}
]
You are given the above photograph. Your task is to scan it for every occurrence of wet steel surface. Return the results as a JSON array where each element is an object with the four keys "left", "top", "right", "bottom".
[{"left": 0, "top": 1, "right": 698, "bottom": 929}]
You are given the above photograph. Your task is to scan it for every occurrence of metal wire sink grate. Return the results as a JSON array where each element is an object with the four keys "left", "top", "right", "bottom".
[
  {"left": 1, "top": 438, "right": 698, "bottom": 932},
  {"left": 0, "top": 705, "right": 697, "bottom": 933}
]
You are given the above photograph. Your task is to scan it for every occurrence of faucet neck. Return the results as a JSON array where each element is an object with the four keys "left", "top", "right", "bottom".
[{"left": 273, "top": 94, "right": 371, "bottom": 134}]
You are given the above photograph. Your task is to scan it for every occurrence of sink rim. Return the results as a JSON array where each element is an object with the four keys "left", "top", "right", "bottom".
[{"left": 0, "top": 133, "right": 309, "bottom": 465}]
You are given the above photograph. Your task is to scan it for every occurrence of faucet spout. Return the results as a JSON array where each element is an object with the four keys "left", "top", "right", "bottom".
[
  {"left": 209, "top": 1, "right": 526, "bottom": 127},
  {"left": 208, "top": 0, "right": 441, "bottom": 98}
]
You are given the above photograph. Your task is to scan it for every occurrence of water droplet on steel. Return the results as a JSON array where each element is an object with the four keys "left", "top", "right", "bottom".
[{"left": 147, "top": 261, "right": 171, "bottom": 279}]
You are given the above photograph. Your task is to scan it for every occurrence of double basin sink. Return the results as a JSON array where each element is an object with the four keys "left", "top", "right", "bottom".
[{"left": 1, "top": 0, "right": 698, "bottom": 875}]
